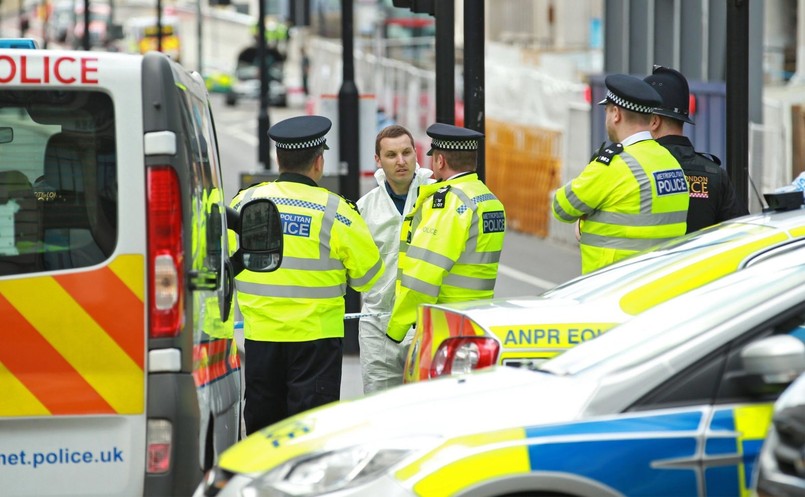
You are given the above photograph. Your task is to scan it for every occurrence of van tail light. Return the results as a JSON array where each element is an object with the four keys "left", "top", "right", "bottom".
[
  {"left": 146, "top": 419, "right": 172, "bottom": 474},
  {"left": 147, "top": 166, "right": 184, "bottom": 338},
  {"left": 430, "top": 337, "right": 500, "bottom": 378}
]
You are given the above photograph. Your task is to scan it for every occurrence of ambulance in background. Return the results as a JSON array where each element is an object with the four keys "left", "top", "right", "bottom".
[
  {"left": 126, "top": 16, "right": 182, "bottom": 63},
  {"left": 0, "top": 46, "right": 282, "bottom": 496}
]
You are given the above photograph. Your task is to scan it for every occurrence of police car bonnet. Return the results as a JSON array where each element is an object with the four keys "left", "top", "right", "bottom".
[
  {"left": 426, "top": 123, "right": 483, "bottom": 156},
  {"left": 598, "top": 74, "right": 662, "bottom": 115},
  {"left": 269, "top": 115, "right": 331, "bottom": 150}
]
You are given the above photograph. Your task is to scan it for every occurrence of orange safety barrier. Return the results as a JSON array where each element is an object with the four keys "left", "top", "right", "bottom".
[{"left": 485, "top": 119, "right": 562, "bottom": 237}]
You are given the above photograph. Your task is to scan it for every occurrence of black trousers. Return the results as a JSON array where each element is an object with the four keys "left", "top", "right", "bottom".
[{"left": 243, "top": 338, "right": 343, "bottom": 435}]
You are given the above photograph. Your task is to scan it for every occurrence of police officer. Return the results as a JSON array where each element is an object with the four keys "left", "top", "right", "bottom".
[
  {"left": 552, "top": 74, "right": 689, "bottom": 274},
  {"left": 644, "top": 66, "right": 749, "bottom": 233},
  {"left": 231, "top": 115, "right": 384, "bottom": 434},
  {"left": 386, "top": 123, "right": 507, "bottom": 344}
]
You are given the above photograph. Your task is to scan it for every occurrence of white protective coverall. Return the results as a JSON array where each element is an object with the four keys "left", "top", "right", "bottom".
[{"left": 357, "top": 166, "right": 434, "bottom": 393}]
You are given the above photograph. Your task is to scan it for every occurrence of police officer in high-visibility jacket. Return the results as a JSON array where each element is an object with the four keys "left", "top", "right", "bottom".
[
  {"left": 386, "top": 123, "right": 506, "bottom": 344},
  {"left": 552, "top": 74, "right": 689, "bottom": 274},
  {"left": 231, "top": 115, "right": 384, "bottom": 434}
]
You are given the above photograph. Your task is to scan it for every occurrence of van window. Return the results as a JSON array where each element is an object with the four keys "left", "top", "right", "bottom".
[
  {"left": 0, "top": 90, "right": 117, "bottom": 276},
  {"left": 175, "top": 85, "right": 226, "bottom": 283}
]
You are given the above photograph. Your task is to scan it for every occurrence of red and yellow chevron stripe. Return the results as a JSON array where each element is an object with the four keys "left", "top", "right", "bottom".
[
  {"left": 193, "top": 338, "right": 241, "bottom": 388},
  {"left": 0, "top": 255, "right": 145, "bottom": 417}
]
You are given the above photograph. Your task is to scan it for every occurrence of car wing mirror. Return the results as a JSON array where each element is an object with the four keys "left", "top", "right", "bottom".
[{"left": 741, "top": 335, "right": 805, "bottom": 387}]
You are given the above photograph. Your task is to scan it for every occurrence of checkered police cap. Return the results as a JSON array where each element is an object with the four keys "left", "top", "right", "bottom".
[
  {"left": 269, "top": 115, "right": 332, "bottom": 150},
  {"left": 426, "top": 122, "right": 484, "bottom": 156},
  {"left": 598, "top": 74, "right": 662, "bottom": 115}
]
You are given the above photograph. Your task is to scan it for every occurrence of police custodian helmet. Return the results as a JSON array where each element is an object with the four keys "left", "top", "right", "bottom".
[
  {"left": 644, "top": 65, "right": 695, "bottom": 124},
  {"left": 598, "top": 74, "right": 662, "bottom": 115}
]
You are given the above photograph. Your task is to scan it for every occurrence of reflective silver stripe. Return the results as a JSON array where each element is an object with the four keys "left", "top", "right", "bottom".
[
  {"left": 406, "top": 246, "right": 455, "bottom": 271},
  {"left": 579, "top": 232, "right": 673, "bottom": 251},
  {"left": 443, "top": 273, "right": 497, "bottom": 291},
  {"left": 619, "top": 152, "right": 653, "bottom": 214},
  {"left": 349, "top": 258, "right": 384, "bottom": 288},
  {"left": 457, "top": 250, "right": 501, "bottom": 264},
  {"left": 232, "top": 187, "right": 258, "bottom": 211},
  {"left": 449, "top": 186, "right": 485, "bottom": 257},
  {"left": 587, "top": 210, "right": 688, "bottom": 227},
  {"left": 236, "top": 280, "right": 347, "bottom": 298},
  {"left": 320, "top": 194, "right": 339, "bottom": 257},
  {"left": 278, "top": 256, "right": 345, "bottom": 271},
  {"left": 400, "top": 274, "right": 440, "bottom": 298},
  {"left": 564, "top": 184, "right": 594, "bottom": 215},
  {"left": 552, "top": 195, "right": 577, "bottom": 222}
]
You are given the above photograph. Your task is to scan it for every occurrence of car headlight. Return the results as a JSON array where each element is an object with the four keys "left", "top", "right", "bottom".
[{"left": 242, "top": 438, "right": 435, "bottom": 497}]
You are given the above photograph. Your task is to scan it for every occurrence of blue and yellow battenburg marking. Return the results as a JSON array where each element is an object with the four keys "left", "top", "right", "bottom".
[{"left": 397, "top": 405, "right": 773, "bottom": 497}]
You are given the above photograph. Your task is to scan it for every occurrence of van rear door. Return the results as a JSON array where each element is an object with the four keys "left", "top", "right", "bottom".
[{"left": 0, "top": 50, "right": 148, "bottom": 496}]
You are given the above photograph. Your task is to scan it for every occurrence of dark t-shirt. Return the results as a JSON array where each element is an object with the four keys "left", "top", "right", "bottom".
[{"left": 384, "top": 181, "right": 407, "bottom": 215}]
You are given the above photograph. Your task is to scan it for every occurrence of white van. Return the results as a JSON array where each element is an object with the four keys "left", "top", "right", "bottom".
[{"left": 0, "top": 48, "right": 281, "bottom": 496}]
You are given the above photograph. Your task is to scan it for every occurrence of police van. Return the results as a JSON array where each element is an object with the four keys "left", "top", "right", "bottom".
[{"left": 0, "top": 46, "right": 281, "bottom": 496}]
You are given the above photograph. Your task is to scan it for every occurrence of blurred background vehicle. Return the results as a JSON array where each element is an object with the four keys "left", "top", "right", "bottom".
[
  {"left": 125, "top": 16, "right": 181, "bottom": 62},
  {"left": 68, "top": 2, "right": 121, "bottom": 50},
  {"left": 224, "top": 43, "right": 287, "bottom": 107}
]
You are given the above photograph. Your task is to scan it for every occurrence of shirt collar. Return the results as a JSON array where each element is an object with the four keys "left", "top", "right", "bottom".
[
  {"left": 621, "top": 130, "right": 653, "bottom": 147},
  {"left": 443, "top": 171, "right": 474, "bottom": 181}
]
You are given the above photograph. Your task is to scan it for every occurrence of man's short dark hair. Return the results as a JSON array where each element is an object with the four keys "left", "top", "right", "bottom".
[
  {"left": 375, "top": 125, "right": 415, "bottom": 156},
  {"left": 277, "top": 145, "right": 325, "bottom": 173},
  {"left": 434, "top": 149, "right": 477, "bottom": 172}
]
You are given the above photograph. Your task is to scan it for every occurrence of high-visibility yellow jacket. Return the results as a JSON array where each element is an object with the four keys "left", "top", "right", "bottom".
[
  {"left": 552, "top": 135, "right": 689, "bottom": 274},
  {"left": 231, "top": 174, "right": 384, "bottom": 342},
  {"left": 386, "top": 173, "right": 506, "bottom": 342}
]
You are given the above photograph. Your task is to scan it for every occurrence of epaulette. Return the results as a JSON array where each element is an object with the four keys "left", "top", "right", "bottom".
[
  {"left": 593, "top": 143, "right": 623, "bottom": 165},
  {"left": 235, "top": 181, "right": 269, "bottom": 196},
  {"left": 696, "top": 152, "right": 722, "bottom": 166},
  {"left": 432, "top": 185, "right": 451, "bottom": 209},
  {"left": 338, "top": 194, "right": 360, "bottom": 214}
]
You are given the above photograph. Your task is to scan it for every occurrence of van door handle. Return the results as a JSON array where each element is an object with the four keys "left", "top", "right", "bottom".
[{"left": 189, "top": 270, "right": 218, "bottom": 291}]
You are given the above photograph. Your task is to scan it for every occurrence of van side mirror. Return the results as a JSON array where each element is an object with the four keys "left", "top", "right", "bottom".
[{"left": 229, "top": 199, "right": 283, "bottom": 274}]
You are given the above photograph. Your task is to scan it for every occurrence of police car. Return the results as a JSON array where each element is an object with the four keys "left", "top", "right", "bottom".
[
  {"left": 754, "top": 372, "right": 805, "bottom": 496},
  {"left": 0, "top": 45, "right": 282, "bottom": 496},
  {"left": 405, "top": 205, "right": 805, "bottom": 383},
  {"left": 195, "top": 243, "right": 805, "bottom": 497}
]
